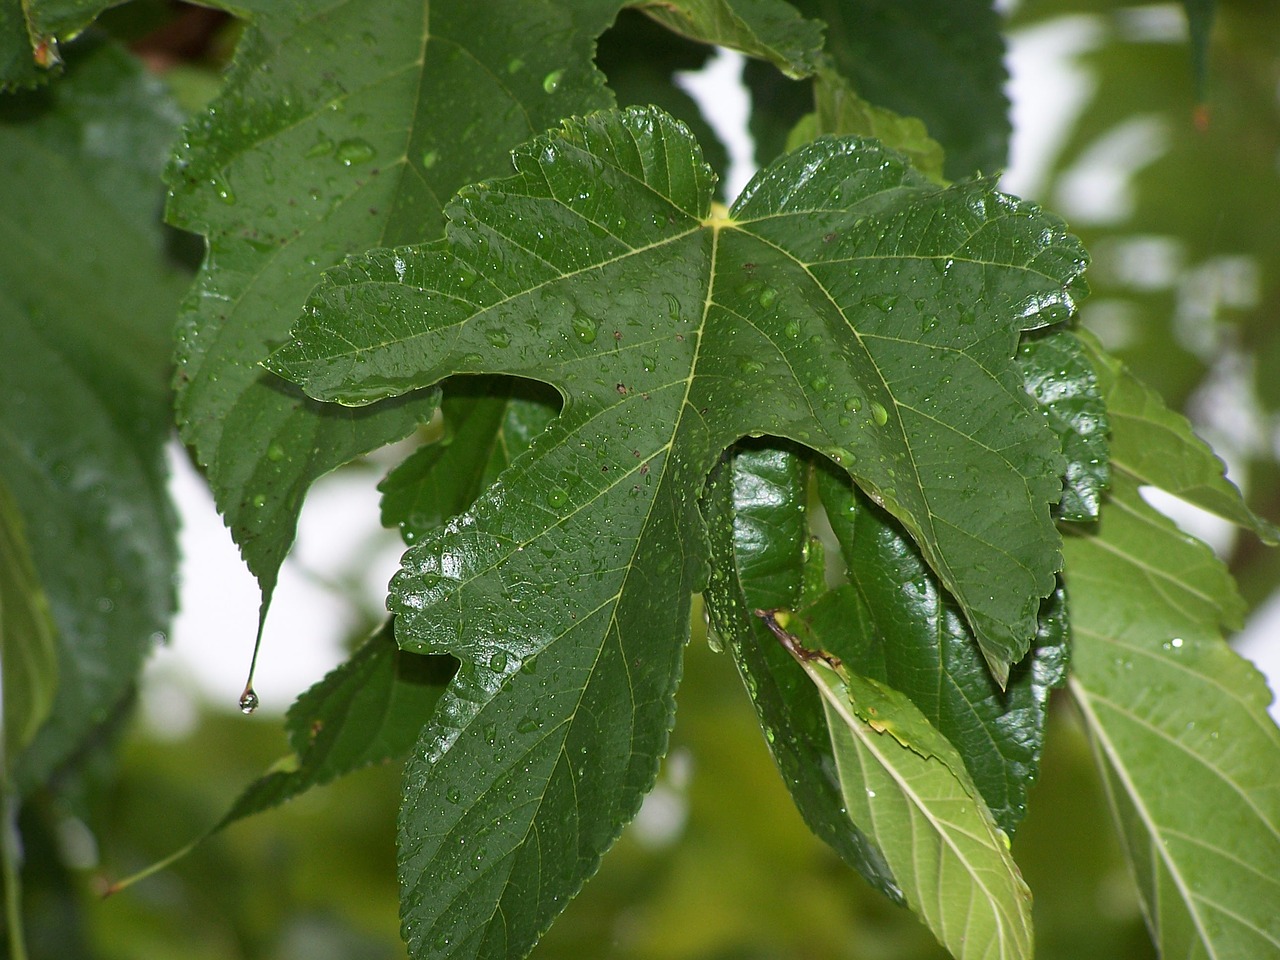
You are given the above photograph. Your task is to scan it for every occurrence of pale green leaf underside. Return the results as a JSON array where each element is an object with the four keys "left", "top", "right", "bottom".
[
  {"left": 1066, "top": 474, "right": 1280, "bottom": 960},
  {"left": 1080, "top": 330, "right": 1277, "bottom": 544},
  {"left": 804, "top": 658, "right": 1033, "bottom": 960}
]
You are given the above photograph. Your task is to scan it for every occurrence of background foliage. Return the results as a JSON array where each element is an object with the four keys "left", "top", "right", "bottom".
[{"left": 1, "top": 1, "right": 1278, "bottom": 958}]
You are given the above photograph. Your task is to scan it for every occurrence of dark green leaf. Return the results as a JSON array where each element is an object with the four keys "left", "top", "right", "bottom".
[
  {"left": 702, "top": 446, "right": 903, "bottom": 901},
  {"left": 165, "top": 0, "right": 625, "bottom": 614},
  {"left": 1181, "top": 0, "right": 1214, "bottom": 100},
  {"left": 789, "top": 0, "right": 1011, "bottom": 179},
  {"left": 270, "top": 107, "right": 1083, "bottom": 956},
  {"left": 0, "top": 39, "right": 182, "bottom": 792},
  {"left": 219, "top": 621, "right": 454, "bottom": 829},
  {"left": 1019, "top": 328, "right": 1108, "bottom": 523},
  {"left": 0, "top": 480, "right": 58, "bottom": 773},
  {"left": 630, "top": 0, "right": 824, "bottom": 78},
  {"left": 810, "top": 467, "right": 1067, "bottom": 835},
  {"left": 380, "top": 379, "right": 558, "bottom": 546}
]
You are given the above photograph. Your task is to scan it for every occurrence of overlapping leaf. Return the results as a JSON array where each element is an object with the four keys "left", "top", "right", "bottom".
[
  {"left": 165, "top": 0, "right": 624, "bottom": 618},
  {"left": 810, "top": 467, "right": 1068, "bottom": 835},
  {"left": 786, "top": 0, "right": 1011, "bottom": 179},
  {"left": 768, "top": 619, "right": 1033, "bottom": 960},
  {"left": 0, "top": 39, "right": 183, "bottom": 792},
  {"left": 270, "top": 106, "right": 1083, "bottom": 956},
  {"left": 1066, "top": 343, "right": 1280, "bottom": 959},
  {"left": 701, "top": 447, "right": 903, "bottom": 901}
]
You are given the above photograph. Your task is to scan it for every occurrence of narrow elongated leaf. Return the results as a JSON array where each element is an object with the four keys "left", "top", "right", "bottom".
[
  {"left": 630, "top": 0, "right": 824, "bottom": 78},
  {"left": 811, "top": 467, "right": 1068, "bottom": 835},
  {"left": 1066, "top": 341, "right": 1280, "bottom": 959},
  {"left": 271, "top": 107, "right": 1082, "bottom": 957},
  {"left": 1081, "top": 331, "right": 1278, "bottom": 542},
  {"left": 0, "top": 39, "right": 182, "bottom": 792},
  {"left": 766, "top": 615, "right": 1033, "bottom": 960},
  {"left": 165, "top": 0, "right": 624, "bottom": 614},
  {"left": 702, "top": 448, "right": 903, "bottom": 900},
  {"left": 0, "top": 480, "right": 58, "bottom": 771}
]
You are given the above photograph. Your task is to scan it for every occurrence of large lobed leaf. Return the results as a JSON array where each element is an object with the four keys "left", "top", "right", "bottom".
[
  {"left": 0, "top": 38, "right": 183, "bottom": 792},
  {"left": 270, "top": 106, "right": 1084, "bottom": 957},
  {"left": 164, "top": 0, "right": 624, "bottom": 620},
  {"left": 1066, "top": 338, "right": 1280, "bottom": 959}
]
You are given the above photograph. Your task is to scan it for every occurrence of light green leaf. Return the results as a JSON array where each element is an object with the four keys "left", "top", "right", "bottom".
[
  {"left": 0, "top": 38, "right": 182, "bottom": 792},
  {"left": 0, "top": 480, "right": 58, "bottom": 772},
  {"left": 1065, "top": 473, "right": 1280, "bottom": 959},
  {"left": 270, "top": 106, "right": 1082, "bottom": 957},
  {"left": 1080, "top": 330, "right": 1278, "bottom": 543},
  {"left": 1065, "top": 337, "right": 1280, "bottom": 959},
  {"left": 165, "top": 0, "right": 624, "bottom": 615},
  {"left": 768, "top": 616, "right": 1033, "bottom": 960},
  {"left": 629, "top": 0, "right": 824, "bottom": 78}
]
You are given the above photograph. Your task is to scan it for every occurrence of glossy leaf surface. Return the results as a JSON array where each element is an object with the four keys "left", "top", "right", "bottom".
[
  {"left": 0, "top": 39, "right": 182, "bottom": 792},
  {"left": 165, "top": 0, "right": 623, "bottom": 614},
  {"left": 811, "top": 467, "right": 1068, "bottom": 835},
  {"left": 701, "top": 447, "right": 902, "bottom": 901}
]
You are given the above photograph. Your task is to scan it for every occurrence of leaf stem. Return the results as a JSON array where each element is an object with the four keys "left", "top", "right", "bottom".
[
  {"left": 98, "top": 837, "right": 200, "bottom": 899},
  {"left": 752, "top": 608, "right": 844, "bottom": 671},
  {"left": 2, "top": 790, "right": 29, "bottom": 960}
]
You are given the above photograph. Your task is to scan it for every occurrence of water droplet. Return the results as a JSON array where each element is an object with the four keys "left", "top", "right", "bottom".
[
  {"left": 870, "top": 401, "right": 889, "bottom": 426},
  {"left": 548, "top": 488, "right": 567, "bottom": 507},
  {"left": 447, "top": 788, "right": 461, "bottom": 804},
  {"left": 210, "top": 172, "right": 236, "bottom": 205},
  {"left": 571, "top": 313, "right": 598, "bottom": 343},
  {"left": 756, "top": 285, "right": 777, "bottom": 308},
  {"left": 489, "top": 650, "right": 509, "bottom": 671},
  {"left": 543, "top": 69, "right": 565, "bottom": 94},
  {"left": 783, "top": 320, "right": 801, "bottom": 339},
  {"left": 239, "top": 688, "right": 259, "bottom": 714},
  {"left": 517, "top": 717, "right": 539, "bottom": 734},
  {"left": 844, "top": 396, "right": 862, "bottom": 413},
  {"left": 739, "top": 358, "right": 765, "bottom": 375},
  {"left": 252, "top": 493, "right": 267, "bottom": 508},
  {"left": 486, "top": 328, "right": 510, "bottom": 348},
  {"left": 305, "top": 135, "right": 334, "bottom": 158},
  {"left": 335, "top": 138, "right": 376, "bottom": 166},
  {"left": 266, "top": 443, "right": 285, "bottom": 461},
  {"left": 421, "top": 149, "right": 439, "bottom": 169},
  {"left": 507, "top": 58, "right": 524, "bottom": 74}
]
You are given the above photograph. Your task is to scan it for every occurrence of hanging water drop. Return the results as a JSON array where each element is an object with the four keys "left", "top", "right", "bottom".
[{"left": 239, "top": 686, "right": 259, "bottom": 714}]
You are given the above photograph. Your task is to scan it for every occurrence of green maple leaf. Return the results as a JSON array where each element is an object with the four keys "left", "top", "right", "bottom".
[{"left": 270, "top": 106, "right": 1084, "bottom": 958}]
